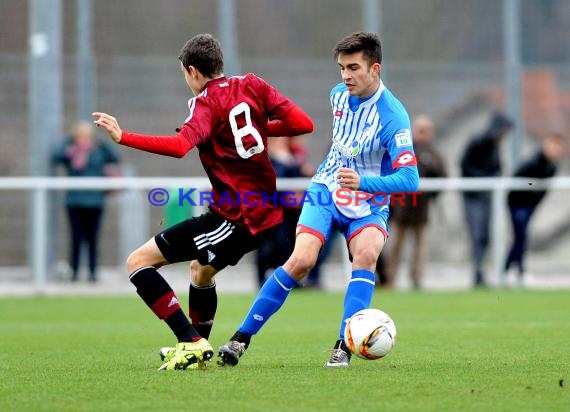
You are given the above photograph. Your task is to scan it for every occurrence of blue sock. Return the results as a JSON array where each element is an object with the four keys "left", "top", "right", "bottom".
[
  {"left": 339, "top": 269, "right": 375, "bottom": 339},
  {"left": 238, "top": 266, "right": 297, "bottom": 336}
]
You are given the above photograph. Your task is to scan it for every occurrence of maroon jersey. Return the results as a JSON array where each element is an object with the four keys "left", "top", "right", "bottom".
[
  {"left": 179, "top": 74, "right": 297, "bottom": 234},
  {"left": 120, "top": 73, "right": 313, "bottom": 235}
]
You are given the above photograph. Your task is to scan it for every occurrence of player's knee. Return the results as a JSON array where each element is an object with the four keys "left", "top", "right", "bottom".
[
  {"left": 190, "top": 260, "right": 200, "bottom": 278},
  {"left": 190, "top": 260, "right": 216, "bottom": 286},
  {"left": 284, "top": 252, "right": 317, "bottom": 280},
  {"left": 126, "top": 249, "right": 145, "bottom": 275},
  {"left": 352, "top": 247, "right": 379, "bottom": 270}
]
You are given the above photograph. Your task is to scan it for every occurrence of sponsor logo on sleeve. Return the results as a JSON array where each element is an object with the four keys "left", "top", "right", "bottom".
[
  {"left": 392, "top": 151, "right": 417, "bottom": 168},
  {"left": 395, "top": 129, "right": 412, "bottom": 147}
]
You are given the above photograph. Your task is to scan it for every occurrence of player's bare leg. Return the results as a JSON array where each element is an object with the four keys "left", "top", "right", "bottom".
[
  {"left": 349, "top": 227, "right": 385, "bottom": 272},
  {"left": 126, "top": 237, "right": 168, "bottom": 273},
  {"left": 282, "top": 233, "right": 323, "bottom": 281}
]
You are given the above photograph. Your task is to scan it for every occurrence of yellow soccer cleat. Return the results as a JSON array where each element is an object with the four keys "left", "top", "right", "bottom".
[
  {"left": 158, "top": 339, "right": 214, "bottom": 371},
  {"left": 159, "top": 346, "right": 175, "bottom": 362}
]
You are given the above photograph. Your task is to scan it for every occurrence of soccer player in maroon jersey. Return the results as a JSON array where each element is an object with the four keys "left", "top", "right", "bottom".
[{"left": 93, "top": 33, "right": 313, "bottom": 370}]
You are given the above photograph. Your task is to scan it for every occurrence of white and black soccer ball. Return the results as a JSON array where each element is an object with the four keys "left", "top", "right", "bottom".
[{"left": 343, "top": 308, "right": 397, "bottom": 360}]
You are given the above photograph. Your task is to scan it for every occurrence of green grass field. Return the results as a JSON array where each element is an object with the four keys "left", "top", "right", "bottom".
[{"left": 1, "top": 290, "right": 568, "bottom": 411}]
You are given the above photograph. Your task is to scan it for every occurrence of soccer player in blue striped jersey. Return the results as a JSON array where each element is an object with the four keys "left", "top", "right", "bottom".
[{"left": 219, "top": 32, "right": 419, "bottom": 367}]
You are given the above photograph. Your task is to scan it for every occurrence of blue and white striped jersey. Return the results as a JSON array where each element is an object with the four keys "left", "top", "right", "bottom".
[{"left": 312, "top": 81, "right": 419, "bottom": 218}]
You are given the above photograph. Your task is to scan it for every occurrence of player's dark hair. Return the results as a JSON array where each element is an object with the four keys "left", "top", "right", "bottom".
[
  {"left": 179, "top": 33, "right": 224, "bottom": 78},
  {"left": 333, "top": 32, "right": 382, "bottom": 65}
]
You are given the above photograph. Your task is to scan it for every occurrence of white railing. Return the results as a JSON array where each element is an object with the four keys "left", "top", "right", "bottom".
[{"left": 1, "top": 176, "right": 570, "bottom": 292}]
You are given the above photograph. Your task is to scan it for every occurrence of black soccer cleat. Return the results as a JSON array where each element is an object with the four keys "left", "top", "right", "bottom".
[
  {"left": 325, "top": 339, "right": 352, "bottom": 368},
  {"left": 217, "top": 340, "right": 247, "bottom": 366}
]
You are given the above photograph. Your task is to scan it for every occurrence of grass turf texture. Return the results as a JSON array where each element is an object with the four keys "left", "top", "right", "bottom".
[{"left": 0, "top": 290, "right": 568, "bottom": 411}]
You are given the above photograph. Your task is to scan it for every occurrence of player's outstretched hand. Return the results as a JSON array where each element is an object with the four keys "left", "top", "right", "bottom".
[
  {"left": 92, "top": 112, "right": 122, "bottom": 143},
  {"left": 337, "top": 167, "right": 361, "bottom": 190}
]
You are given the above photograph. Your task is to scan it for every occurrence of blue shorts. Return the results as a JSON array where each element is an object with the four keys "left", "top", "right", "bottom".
[{"left": 297, "top": 183, "right": 389, "bottom": 244}]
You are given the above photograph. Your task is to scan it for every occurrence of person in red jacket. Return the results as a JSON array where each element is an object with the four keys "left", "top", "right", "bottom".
[{"left": 93, "top": 33, "right": 313, "bottom": 371}]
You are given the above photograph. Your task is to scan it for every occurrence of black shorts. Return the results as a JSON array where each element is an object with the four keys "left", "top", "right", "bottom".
[{"left": 154, "top": 211, "right": 265, "bottom": 271}]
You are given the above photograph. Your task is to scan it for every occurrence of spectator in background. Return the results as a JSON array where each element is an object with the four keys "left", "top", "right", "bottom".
[
  {"left": 386, "top": 115, "right": 447, "bottom": 289},
  {"left": 256, "top": 136, "right": 331, "bottom": 289},
  {"left": 52, "top": 121, "right": 121, "bottom": 282},
  {"left": 460, "top": 111, "right": 512, "bottom": 287},
  {"left": 504, "top": 133, "right": 565, "bottom": 287}
]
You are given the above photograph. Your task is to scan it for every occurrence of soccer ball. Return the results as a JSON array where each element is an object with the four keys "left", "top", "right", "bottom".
[{"left": 343, "top": 308, "right": 397, "bottom": 360}]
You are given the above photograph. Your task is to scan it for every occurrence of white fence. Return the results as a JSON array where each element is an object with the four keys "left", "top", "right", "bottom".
[{"left": 1, "top": 176, "right": 570, "bottom": 292}]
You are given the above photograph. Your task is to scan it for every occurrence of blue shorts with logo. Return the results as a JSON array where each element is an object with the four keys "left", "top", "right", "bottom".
[{"left": 297, "top": 182, "right": 389, "bottom": 244}]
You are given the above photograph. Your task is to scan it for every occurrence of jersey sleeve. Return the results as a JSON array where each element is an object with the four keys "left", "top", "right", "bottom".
[
  {"left": 266, "top": 105, "right": 314, "bottom": 137},
  {"left": 119, "top": 130, "right": 192, "bottom": 158},
  {"left": 359, "top": 115, "right": 420, "bottom": 194},
  {"left": 118, "top": 96, "right": 212, "bottom": 158}
]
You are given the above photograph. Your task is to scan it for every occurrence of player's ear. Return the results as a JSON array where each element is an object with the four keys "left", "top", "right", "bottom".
[
  {"left": 188, "top": 65, "right": 200, "bottom": 79},
  {"left": 371, "top": 62, "right": 381, "bottom": 77}
]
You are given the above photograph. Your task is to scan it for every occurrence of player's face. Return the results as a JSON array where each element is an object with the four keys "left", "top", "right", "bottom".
[{"left": 337, "top": 52, "right": 381, "bottom": 98}]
